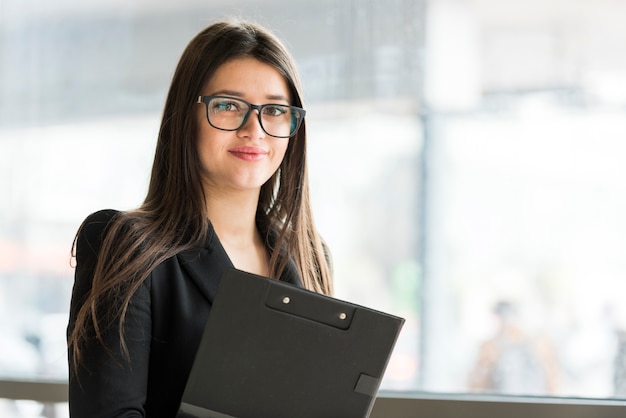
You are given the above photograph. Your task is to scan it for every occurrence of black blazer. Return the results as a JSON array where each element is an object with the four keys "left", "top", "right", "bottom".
[{"left": 67, "top": 209, "right": 303, "bottom": 417}]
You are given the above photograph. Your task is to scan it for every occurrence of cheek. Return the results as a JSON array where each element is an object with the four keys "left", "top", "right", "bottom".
[
  {"left": 275, "top": 141, "right": 290, "bottom": 162},
  {"left": 196, "top": 131, "right": 220, "bottom": 173},
  {"left": 270, "top": 142, "right": 290, "bottom": 173}
]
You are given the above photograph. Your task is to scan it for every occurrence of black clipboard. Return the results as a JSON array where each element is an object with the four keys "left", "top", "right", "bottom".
[{"left": 177, "top": 269, "right": 405, "bottom": 418}]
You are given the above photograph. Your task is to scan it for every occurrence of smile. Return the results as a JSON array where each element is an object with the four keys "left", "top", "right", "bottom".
[{"left": 228, "top": 146, "right": 269, "bottom": 162}]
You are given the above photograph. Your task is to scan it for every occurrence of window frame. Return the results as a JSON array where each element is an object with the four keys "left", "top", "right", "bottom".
[
  {"left": 371, "top": 391, "right": 626, "bottom": 418},
  {"left": 2, "top": 380, "right": 626, "bottom": 417}
]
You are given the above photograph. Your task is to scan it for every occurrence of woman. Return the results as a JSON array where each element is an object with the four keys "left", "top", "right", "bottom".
[{"left": 67, "top": 19, "right": 333, "bottom": 417}]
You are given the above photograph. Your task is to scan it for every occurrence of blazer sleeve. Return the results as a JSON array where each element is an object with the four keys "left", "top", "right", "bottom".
[{"left": 67, "top": 210, "right": 152, "bottom": 418}]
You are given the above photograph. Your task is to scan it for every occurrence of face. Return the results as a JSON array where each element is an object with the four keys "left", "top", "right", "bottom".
[{"left": 196, "top": 57, "right": 292, "bottom": 196}]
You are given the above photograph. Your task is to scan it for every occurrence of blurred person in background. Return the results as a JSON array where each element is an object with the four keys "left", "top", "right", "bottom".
[{"left": 468, "top": 300, "right": 560, "bottom": 395}]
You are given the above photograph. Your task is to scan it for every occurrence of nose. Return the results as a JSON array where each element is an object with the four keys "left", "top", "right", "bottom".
[{"left": 237, "top": 109, "right": 266, "bottom": 139}]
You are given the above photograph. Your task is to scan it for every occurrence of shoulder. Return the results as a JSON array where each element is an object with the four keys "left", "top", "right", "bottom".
[
  {"left": 71, "top": 210, "right": 123, "bottom": 315},
  {"left": 75, "top": 209, "right": 121, "bottom": 261},
  {"left": 79, "top": 209, "right": 120, "bottom": 235}
]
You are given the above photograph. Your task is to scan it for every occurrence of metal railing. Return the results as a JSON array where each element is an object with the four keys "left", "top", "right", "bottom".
[
  {"left": 0, "top": 379, "right": 67, "bottom": 418},
  {"left": 3, "top": 380, "right": 626, "bottom": 418}
]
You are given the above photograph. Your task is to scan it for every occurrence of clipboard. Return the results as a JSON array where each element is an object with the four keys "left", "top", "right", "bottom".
[{"left": 177, "top": 268, "right": 405, "bottom": 418}]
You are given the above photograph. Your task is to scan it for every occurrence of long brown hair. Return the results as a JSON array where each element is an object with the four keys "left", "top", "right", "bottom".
[{"left": 69, "top": 19, "right": 333, "bottom": 368}]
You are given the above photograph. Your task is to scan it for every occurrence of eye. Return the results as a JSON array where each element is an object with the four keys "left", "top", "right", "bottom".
[
  {"left": 211, "top": 99, "right": 242, "bottom": 113},
  {"left": 262, "top": 105, "right": 288, "bottom": 117}
]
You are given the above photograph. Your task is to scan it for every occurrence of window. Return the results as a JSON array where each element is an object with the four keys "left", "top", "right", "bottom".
[{"left": 2, "top": 0, "right": 626, "bottom": 416}]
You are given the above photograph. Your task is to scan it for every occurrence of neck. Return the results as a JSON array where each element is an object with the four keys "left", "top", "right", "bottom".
[
  {"left": 205, "top": 187, "right": 270, "bottom": 276},
  {"left": 205, "top": 187, "right": 261, "bottom": 248}
]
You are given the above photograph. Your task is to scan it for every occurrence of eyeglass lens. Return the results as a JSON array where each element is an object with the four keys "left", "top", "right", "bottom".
[{"left": 206, "top": 96, "right": 302, "bottom": 138}]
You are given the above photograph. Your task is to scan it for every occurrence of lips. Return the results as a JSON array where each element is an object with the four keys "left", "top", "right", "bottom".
[{"left": 228, "top": 146, "right": 269, "bottom": 162}]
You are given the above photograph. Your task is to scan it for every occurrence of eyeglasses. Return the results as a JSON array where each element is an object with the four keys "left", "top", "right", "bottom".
[{"left": 197, "top": 95, "right": 306, "bottom": 138}]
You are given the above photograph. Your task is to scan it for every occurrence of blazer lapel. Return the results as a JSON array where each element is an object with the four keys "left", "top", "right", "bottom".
[
  {"left": 177, "top": 228, "right": 234, "bottom": 304},
  {"left": 177, "top": 223, "right": 304, "bottom": 303}
]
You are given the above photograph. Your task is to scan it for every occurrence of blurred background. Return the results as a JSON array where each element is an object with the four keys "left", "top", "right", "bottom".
[{"left": 1, "top": 0, "right": 626, "bottom": 416}]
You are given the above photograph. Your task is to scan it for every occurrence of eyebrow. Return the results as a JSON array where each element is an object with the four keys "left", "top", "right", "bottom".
[{"left": 210, "top": 89, "right": 290, "bottom": 103}]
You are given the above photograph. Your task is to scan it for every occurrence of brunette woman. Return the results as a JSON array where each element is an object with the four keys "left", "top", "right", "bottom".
[{"left": 67, "top": 19, "right": 332, "bottom": 417}]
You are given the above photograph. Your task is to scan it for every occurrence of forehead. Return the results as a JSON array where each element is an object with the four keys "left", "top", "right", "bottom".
[{"left": 204, "top": 57, "right": 290, "bottom": 100}]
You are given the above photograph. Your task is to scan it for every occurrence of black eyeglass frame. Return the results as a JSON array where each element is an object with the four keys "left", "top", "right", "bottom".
[{"left": 197, "top": 95, "right": 306, "bottom": 138}]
